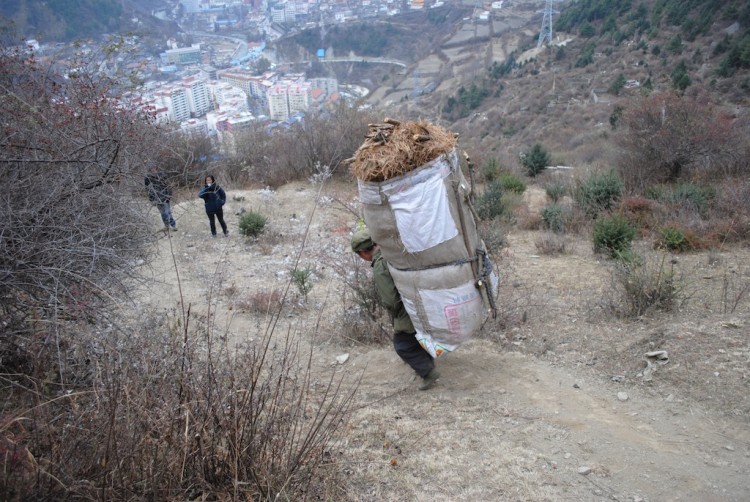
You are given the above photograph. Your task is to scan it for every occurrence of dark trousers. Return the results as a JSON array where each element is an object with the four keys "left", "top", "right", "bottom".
[
  {"left": 207, "top": 209, "right": 227, "bottom": 235},
  {"left": 157, "top": 202, "right": 176, "bottom": 228},
  {"left": 393, "top": 331, "right": 434, "bottom": 378}
]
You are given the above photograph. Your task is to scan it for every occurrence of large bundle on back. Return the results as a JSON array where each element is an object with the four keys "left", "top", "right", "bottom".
[{"left": 348, "top": 118, "right": 496, "bottom": 357}]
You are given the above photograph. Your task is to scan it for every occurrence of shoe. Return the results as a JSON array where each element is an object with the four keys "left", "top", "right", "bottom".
[
  {"left": 171, "top": 226, "right": 178, "bottom": 232},
  {"left": 418, "top": 369, "right": 440, "bottom": 391},
  {"left": 223, "top": 230, "right": 229, "bottom": 237},
  {"left": 211, "top": 234, "right": 217, "bottom": 238}
]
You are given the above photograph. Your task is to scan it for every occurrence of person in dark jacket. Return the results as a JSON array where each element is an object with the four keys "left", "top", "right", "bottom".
[
  {"left": 351, "top": 228, "right": 440, "bottom": 390},
  {"left": 144, "top": 165, "right": 177, "bottom": 231},
  {"left": 198, "top": 175, "right": 228, "bottom": 237}
]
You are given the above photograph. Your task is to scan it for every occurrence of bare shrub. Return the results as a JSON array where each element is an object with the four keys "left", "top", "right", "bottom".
[
  {"left": 565, "top": 204, "right": 594, "bottom": 235},
  {"left": 478, "top": 251, "right": 538, "bottom": 337},
  {"left": 159, "top": 130, "right": 216, "bottom": 187},
  {"left": 615, "top": 91, "right": 743, "bottom": 192},
  {"left": 315, "top": 249, "right": 390, "bottom": 347},
  {"left": 236, "top": 104, "right": 377, "bottom": 188},
  {"left": 703, "top": 219, "right": 750, "bottom": 247},
  {"left": 718, "top": 265, "right": 750, "bottom": 314},
  {"left": 0, "top": 306, "right": 357, "bottom": 500},
  {"left": 478, "top": 220, "right": 508, "bottom": 253},
  {"left": 255, "top": 230, "right": 284, "bottom": 255},
  {"left": 709, "top": 177, "right": 750, "bottom": 244},
  {"left": 535, "top": 232, "right": 568, "bottom": 255},
  {"left": 616, "top": 196, "right": 666, "bottom": 233},
  {"left": 234, "top": 289, "right": 284, "bottom": 314},
  {"left": 603, "top": 254, "right": 686, "bottom": 318},
  {"left": 0, "top": 41, "right": 156, "bottom": 377},
  {"left": 515, "top": 205, "right": 543, "bottom": 230}
]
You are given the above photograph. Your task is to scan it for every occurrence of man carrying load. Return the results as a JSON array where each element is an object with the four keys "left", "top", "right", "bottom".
[{"left": 351, "top": 228, "right": 441, "bottom": 391}]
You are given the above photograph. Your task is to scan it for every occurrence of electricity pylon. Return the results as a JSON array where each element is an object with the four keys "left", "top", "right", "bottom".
[{"left": 537, "top": 0, "right": 561, "bottom": 48}]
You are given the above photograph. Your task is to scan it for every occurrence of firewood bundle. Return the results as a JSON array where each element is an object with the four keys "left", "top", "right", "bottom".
[{"left": 346, "top": 118, "right": 458, "bottom": 182}]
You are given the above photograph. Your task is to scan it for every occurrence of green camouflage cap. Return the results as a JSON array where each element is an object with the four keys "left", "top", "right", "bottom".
[{"left": 350, "top": 229, "right": 374, "bottom": 253}]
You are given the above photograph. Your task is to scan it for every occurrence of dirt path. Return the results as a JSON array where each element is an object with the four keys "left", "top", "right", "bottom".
[
  {"left": 137, "top": 180, "right": 750, "bottom": 501},
  {"left": 341, "top": 344, "right": 749, "bottom": 501}
]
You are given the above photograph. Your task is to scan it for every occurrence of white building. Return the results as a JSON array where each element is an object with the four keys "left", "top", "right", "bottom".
[
  {"left": 267, "top": 84, "right": 290, "bottom": 120},
  {"left": 181, "top": 76, "right": 211, "bottom": 117},
  {"left": 287, "top": 82, "right": 313, "bottom": 115},
  {"left": 309, "top": 77, "right": 338, "bottom": 96},
  {"left": 154, "top": 86, "right": 190, "bottom": 122},
  {"left": 181, "top": 0, "right": 202, "bottom": 13},
  {"left": 267, "top": 81, "right": 312, "bottom": 120},
  {"left": 271, "top": 4, "right": 287, "bottom": 23},
  {"left": 162, "top": 44, "right": 202, "bottom": 66},
  {"left": 181, "top": 118, "right": 209, "bottom": 135},
  {"left": 216, "top": 112, "right": 258, "bottom": 155},
  {"left": 217, "top": 68, "right": 277, "bottom": 99},
  {"left": 208, "top": 81, "right": 249, "bottom": 112}
]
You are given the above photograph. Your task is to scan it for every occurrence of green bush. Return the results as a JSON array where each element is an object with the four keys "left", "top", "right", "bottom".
[
  {"left": 541, "top": 203, "right": 567, "bottom": 233},
  {"left": 645, "top": 182, "right": 715, "bottom": 216},
  {"left": 498, "top": 172, "right": 526, "bottom": 194},
  {"left": 476, "top": 180, "right": 506, "bottom": 220},
  {"left": 644, "top": 184, "right": 668, "bottom": 201},
  {"left": 576, "top": 170, "right": 624, "bottom": 217},
  {"left": 544, "top": 181, "right": 567, "bottom": 202},
  {"left": 239, "top": 210, "right": 268, "bottom": 237},
  {"left": 520, "top": 143, "right": 550, "bottom": 177},
  {"left": 658, "top": 226, "right": 689, "bottom": 251},
  {"left": 482, "top": 158, "right": 500, "bottom": 182},
  {"left": 671, "top": 183, "right": 715, "bottom": 215},
  {"left": 291, "top": 267, "right": 313, "bottom": 300},
  {"left": 593, "top": 214, "right": 636, "bottom": 258}
]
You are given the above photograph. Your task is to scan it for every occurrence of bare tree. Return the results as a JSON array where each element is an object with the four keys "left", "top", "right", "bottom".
[
  {"left": 615, "top": 90, "right": 744, "bottom": 191},
  {"left": 229, "top": 103, "right": 376, "bottom": 188}
]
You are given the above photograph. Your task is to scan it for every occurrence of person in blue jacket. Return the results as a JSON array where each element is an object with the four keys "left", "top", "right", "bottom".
[{"left": 198, "top": 175, "right": 228, "bottom": 237}]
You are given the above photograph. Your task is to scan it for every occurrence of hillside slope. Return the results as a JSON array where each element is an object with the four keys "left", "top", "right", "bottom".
[
  {"left": 138, "top": 179, "right": 750, "bottom": 500},
  {"left": 332, "top": 0, "right": 750, "bottom": 170},
  {"left": 1, "top": 0, "right": 175, "bottom": 41}
]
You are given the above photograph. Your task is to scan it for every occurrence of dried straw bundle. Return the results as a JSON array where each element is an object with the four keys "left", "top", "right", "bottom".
[{"left": 346, "top": 118, "right": 458, "bottom": 182}]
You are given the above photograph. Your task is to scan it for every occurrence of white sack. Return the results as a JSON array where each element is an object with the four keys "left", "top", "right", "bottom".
[
  {"left": 358, "top": 148, "right": 495, "bottom": 357},
  {"left": 390, "top": 263, "right": 489, "bottom": 358},
  {"left": 359, "top": 150, "right": 478, "bottom": 270}
]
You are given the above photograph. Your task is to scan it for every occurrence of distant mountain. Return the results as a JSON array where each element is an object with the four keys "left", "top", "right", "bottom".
[
  {"left": 0, "top": 0, "right": 176, "bottom": 43},
  {"left": 322, "top": 0, "right": 750, "bottom": 170}
]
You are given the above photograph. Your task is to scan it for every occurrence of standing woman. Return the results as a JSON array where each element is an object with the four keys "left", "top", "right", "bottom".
[{"left": 198, "top": 175, "right": 228, "bottom": 237}]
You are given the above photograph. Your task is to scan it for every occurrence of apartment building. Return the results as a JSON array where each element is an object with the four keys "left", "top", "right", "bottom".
[
  {"left": 182, "top": 76, "right": 211, "bottom": 117},
  {"left": 154, "top": 86, "right": 190, "bottom": 122},
  {"left": 216, "top": 112, "right": 258, "bottom": 155}
]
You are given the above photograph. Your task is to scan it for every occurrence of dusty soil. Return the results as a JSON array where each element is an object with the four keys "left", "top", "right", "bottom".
[{"left": 139, "top": 179, "right": 750, "bottom": 501}]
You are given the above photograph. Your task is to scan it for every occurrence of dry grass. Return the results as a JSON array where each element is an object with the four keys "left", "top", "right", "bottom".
[
  {"left": 256, "top": 230, "right": 284, "bottom": 255},
  {"left": 0, "top": 303, "right": 358, "bottom": 500},
  {"left": 348, "top": 119, "right": 457, "bottom": 181},
  {"left": 535, "top": 232, "right": 568, "bottom": 255},
  {"left": 515, "top": 205, "right": 543, "bottom": 230},
  {"left": 234, "top": 288, "right": 284, "bottom": 314}
]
